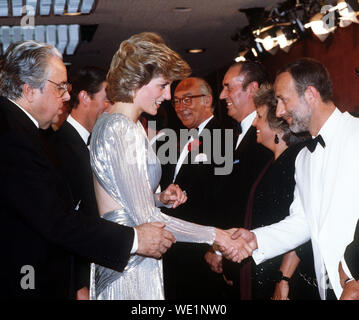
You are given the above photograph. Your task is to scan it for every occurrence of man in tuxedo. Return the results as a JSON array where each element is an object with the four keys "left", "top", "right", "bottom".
[
  {"left": 161, "top": 77, "right": 228, "bottom": 299},
  {"left": 205, "top": 62, "right": 272, "bottom": 297},
  {"left": 47, "top": 66, "right": 110, "bottom": 299},
  {"left": 223, "top": 58, "right": 359, "bottom": 300},
  {"left": 0, "top": 40, "right": 175, "bottom": 299}
]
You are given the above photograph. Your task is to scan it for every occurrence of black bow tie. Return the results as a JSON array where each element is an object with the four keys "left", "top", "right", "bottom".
[{"left": 306, "top": 134, "right": 326, "bottom": 153}]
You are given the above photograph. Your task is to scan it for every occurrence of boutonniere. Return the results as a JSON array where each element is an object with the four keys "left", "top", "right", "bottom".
[
  {"left": 187, "top": 139, "right": 202, "bottom": 152},
  {"left": 194, "top": 153, "right": 208, "bottom": 163}
]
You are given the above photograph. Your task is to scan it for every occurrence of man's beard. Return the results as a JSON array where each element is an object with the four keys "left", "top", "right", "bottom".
[
  {"left": 288, "top": 109, "right": 311, "bottom": 133},
  {"left": 287, "top": 99, "right": 311, "bottom": 133}
]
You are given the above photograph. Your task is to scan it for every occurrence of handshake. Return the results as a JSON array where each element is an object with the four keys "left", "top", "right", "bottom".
[{"left": 213, "top": 228, "right": 258, "bottom": 263}]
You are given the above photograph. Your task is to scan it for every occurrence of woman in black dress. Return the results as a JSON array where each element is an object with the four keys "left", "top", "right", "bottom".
[{"left": 239, "top": 83, "right": 319, "bottom": 300}]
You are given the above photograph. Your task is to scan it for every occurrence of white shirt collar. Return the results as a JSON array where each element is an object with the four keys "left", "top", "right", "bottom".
[
  {"left": 316, "top": 107, "right": 341, "bottom": 146},
  {"left": 8, "top": 98, "right": 39, "bottom": 128},
  {"left": 235, "top": 111, "right": 256, "bottom": 150},
  {"left": 197, "top": 115, "right": 214, "bottom": 135},
  {"left": 241, "top": 110, "right": 256, "bottom": 136},
  {"left": 67, "top": 114, "right": 90, "bottom": 144}
]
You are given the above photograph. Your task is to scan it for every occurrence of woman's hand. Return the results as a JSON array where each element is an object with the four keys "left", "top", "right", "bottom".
[
  {"left": 214, "top": 228, "right": 255, "bottom": 263},
  {"left": 158, "top": 184, "right": 187, "bottom": 209},
  {"left": 204, "top": 247, "right": 223, "bottom": 274}
]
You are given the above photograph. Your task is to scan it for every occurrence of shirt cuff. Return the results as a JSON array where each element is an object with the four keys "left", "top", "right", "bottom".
[
  {"left": 341, "top": 256, "right": 354, "bottom": 280},
  {"left": 251, "top": 229, "right": 266, "bottom": 265},
  {"left": 130, "top": 228, "right": 138, "bottom": 254}
]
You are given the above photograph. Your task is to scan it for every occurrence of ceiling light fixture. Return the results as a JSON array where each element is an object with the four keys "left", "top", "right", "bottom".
[
  {"left": 0, "top": 24, "right": 80, "bottom": 55},
  {"left": 39, "top": 0, "right": 51, "bottom": 15},
  {"left": 187, "top": 48, "right": 205, "bottom": 54},
  {"left": 12, "top": 0, "right": 22, "bottom": 16},
  {"left": 0, "top": 0, "right": 9, "bottom": 17},
  {"left": 304, "top": 12, "right": 337, "bottom": 42},
  {"left": 0, "top": 0, "right": 96, "bottom": 17}
]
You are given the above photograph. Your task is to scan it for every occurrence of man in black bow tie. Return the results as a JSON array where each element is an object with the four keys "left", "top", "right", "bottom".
[{"left": 223, "top": 58, "right": 359, "bottom": 300}]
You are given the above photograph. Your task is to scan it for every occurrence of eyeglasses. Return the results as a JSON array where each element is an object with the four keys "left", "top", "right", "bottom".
[
  {"left": 47, "top": 79, "right": 72, "bottom": 97},
  {"left": 172, "top": 94, "right": 206, "bottom": 108}
]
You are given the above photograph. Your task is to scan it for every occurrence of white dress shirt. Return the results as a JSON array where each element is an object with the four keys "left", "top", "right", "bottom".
[
  {"left": 66, "top": 114, "right": 90, "bottom": 145},
  {"left": 173, "top": 115, "right": 214, "bottom": 182},
  {"left": 252, "top": 108, "right": 359, "bottom": 299},
  {"left": 235, "top": 111, "right": 256, "bottom": 150}
]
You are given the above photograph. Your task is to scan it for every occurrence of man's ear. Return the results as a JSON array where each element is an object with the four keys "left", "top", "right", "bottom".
[
  {"left": 22, "top": 83, "right": 36, "bottom": 103},
  {"left": 78, "top": 90, "right": 90, "bottom": 105},
  {"left": 203, "top": 94, "right": 213, "bottom": 107},
  {"left": 304, "top": 86, "right": 319, "bottom": 105},
  {"left": 247, "top": 81, "right": 259, "bottom": 97}
]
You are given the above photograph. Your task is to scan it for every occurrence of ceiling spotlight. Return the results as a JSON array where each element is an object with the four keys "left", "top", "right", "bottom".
[
  {"left": 234, "top": 49, "right": 248, "bottom": 62},
  {"left": 187, "top": 48, "right": 205, "bottom": 54},
  {"left": 235, "top": 55, "right": 246, "bottom": 62},
  {"left": 336, "top": 0, "right": 359, "bottom": 27},
  {"left": 304, "top": 12, "right": 337, "bottom": 41},
  {"left": 255, "top": 35, "right": 277, "bottom": 51}
]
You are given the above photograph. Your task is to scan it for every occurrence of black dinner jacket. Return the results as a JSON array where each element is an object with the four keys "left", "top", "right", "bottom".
[
  {"left": 160, "top": 117, "right": 229, "bottom": 299},
  {"left": 0, "top": 97, "right": 133, "bottom": 299},
  {"left": 46, "top": 120, "right": 99, "bottom": 290},
  {"left": 160, "top": 116, "right": 227, "bottom": 226},
  {"left": 344, "top": 219, "right": 359, "bottom": 280},
  {"left": 221, "top": 125, "right": 273, "bottom": 228},
  {"left": 48, "top": 120, "right": 98, "bottom": 218},
  {"left": 221, "top": 124, "right": 272, "bottom": 287}
]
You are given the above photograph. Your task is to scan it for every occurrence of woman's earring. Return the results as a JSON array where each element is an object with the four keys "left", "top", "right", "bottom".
[{"left": 274, "top": 134, "right": 279, "bottom": 144}]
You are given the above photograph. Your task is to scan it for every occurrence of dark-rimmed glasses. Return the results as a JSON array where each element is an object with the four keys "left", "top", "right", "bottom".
[
  {"left": 172, "top": 94, "right": 206, "bottom": 108},
  {"left": 47, "top": 79, "right": 72, "bottom": 97}
]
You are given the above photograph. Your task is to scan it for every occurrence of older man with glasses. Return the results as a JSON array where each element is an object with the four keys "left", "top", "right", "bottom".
[{"left": 160, "top": 77, "right": 230, "bottom": 299}]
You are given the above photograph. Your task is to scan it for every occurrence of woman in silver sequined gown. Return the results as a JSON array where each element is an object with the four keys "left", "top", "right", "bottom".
[{"left": 88, "top": 32, "right": 237, "bottom": 300}]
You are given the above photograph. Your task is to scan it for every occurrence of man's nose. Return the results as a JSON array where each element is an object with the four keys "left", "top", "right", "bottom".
[
  {"left": 276, "top": 100, "right": 285, "bottom": 118},
  {"left": 163, "top": 86, "right": 171, "bottom": 100},
  {"left": 219, "top": 88, "right": 227, "bottom": 100}
]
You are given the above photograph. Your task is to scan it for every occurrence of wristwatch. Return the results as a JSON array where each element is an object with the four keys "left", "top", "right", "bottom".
[{"left": 275, "top": 270, "right": 291, "bottom": 283}]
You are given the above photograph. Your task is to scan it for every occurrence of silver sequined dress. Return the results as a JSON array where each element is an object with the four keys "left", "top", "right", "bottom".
[{"left": 89, "top": 113, "right": 216, "bottom": 300}]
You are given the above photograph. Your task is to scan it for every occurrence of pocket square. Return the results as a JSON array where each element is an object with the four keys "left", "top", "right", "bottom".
[
  {"left": 233, "top": 159, "right": 240, "bottom": 164},
  {"left": 194, "top": 153, "right": 208, "bottom": 163}
]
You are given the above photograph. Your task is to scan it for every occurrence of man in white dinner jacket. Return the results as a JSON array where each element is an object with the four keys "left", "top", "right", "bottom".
[{"left": 222, "top": 58, "right": 359, "bottom": 300}]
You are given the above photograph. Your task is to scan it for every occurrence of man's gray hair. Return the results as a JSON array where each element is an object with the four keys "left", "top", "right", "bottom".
[{"left": 0, "top": 40, "right": 62, "bottom": 100}]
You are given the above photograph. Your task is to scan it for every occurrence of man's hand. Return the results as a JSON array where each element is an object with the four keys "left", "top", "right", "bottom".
[
  {"left": 339, "top": 262, "right": 359, "bottom": 300},
  {"left": 214, "top": 228, "right": 256, "bottom": 263},
  {"left": 159, "top": 184, "right": 187, "bottom": 209},
  {"left": 135, "top": 222, "right": 176, "bottom": 259},
  {"left": 204, "top": 248, "right": 223, "bottom": 274},
  {"left": 272, "top": 281, "right": 290, "bottom": 300},
  {"left": 76, "top": 286, "right": 89, "bottom": 300},
  {"left": 218, "top": 228, "right": 258, "bottom": 263}
]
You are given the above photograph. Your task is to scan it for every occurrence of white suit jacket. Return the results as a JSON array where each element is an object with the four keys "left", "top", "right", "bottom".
[{"left": 252, "top": 108, "right": 359, "bottom": 299}]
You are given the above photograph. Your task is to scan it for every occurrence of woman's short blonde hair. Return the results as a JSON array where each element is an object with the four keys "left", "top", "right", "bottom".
[{"left": 106, "top": 32, "right": 191, "bottom": 103}]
